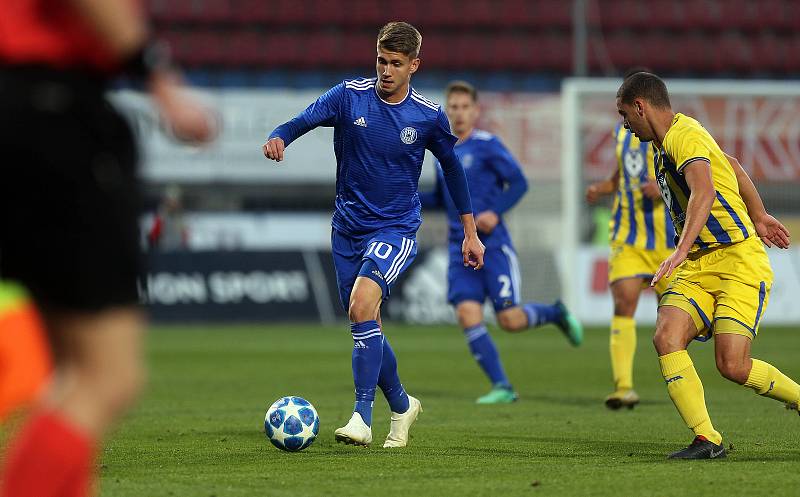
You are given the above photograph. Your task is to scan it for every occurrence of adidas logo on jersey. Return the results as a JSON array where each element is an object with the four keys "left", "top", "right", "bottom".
[{"left": 353, "top": 116, "right": 367, "bottom": 127}]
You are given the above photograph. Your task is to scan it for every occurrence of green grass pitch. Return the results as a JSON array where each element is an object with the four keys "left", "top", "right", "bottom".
[{"left": 100, "top": 323, "right": 800, "bottom": 496}]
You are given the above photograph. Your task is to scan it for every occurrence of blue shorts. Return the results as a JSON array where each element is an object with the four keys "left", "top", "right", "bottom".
[
  {"left": 447, "top": 242, "right": 522, "bottom": 312},
  {"left": 331, "top": 229, "right": 418, "bottom": 310}
]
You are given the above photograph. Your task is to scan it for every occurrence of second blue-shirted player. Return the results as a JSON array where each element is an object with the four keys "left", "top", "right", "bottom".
[
  {"left": 419, "top": 81, "right": 583, "bottom": 404},
  {"left": 263, "top": 23, "right": 485, "bottom": 447}
]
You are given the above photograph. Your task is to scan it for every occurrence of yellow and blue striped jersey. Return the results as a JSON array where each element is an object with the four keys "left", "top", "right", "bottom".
[
  {"left": 609, "top": 124, "right": 676, "bottom": 250},
  {"left": 654, "top": 113, "right": 755, "bottom": 252}
]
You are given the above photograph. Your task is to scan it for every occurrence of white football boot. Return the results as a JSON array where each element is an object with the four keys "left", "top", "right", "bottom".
[
  {"left": 334, "top": 412, "right": 372, "bottom": 446},
  {"left": 382, "top": 395, "right": 422, "bottom": 448}
]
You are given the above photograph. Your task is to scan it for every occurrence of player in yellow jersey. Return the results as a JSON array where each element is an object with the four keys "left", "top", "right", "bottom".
[
  {"left": 586, "top": 121, "right": 676, "bottom": 410},
  {"left": 616, "top": 72, "right": 796, "bottom": 459}
]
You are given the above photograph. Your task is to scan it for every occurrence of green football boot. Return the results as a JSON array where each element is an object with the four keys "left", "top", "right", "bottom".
[
  {"left": 554, "top": 300, "right": 584, "bottom": 347},
  {"left": 476, "top": 386, "right": 518, "bottom": 404}
]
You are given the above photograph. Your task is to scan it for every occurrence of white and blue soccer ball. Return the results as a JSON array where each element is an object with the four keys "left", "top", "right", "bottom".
[{"left": 264, "top": 396, "right": 319, "bottom": 452}]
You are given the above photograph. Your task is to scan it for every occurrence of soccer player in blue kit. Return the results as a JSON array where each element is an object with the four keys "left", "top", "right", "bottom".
[
  {"left": 419, "top": 81, "right": 584, "bottom": 404},
  {"left": 263, "top": 23, "right": 485, "bottom": 447}
]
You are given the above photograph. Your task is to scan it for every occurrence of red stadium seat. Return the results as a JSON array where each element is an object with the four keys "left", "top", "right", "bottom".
[
  {"left": 682, "top": 0, "right": 718, "bottom": 30},
  {"left": 306, "top": 0, "right": 347, "bottom": 26},
  {"left": 539, "top": 33, "right": 572, "bottom": 72},
  {"left": 226, "top": 31, "right": 266, "bottom": 67},
  {"left": 420, "top": 35, "right": 447, "bottom": 67},
  {"left": 198, "top": 0, "right": 233, "bottom": 23},
  {"left": 788, "top": 35, "right": 800, "bottom": 72},
  {"left": 679, "top": 34, "right": 712, "bottom": 73},
  {"left": 597, "top": 33, "right": 641, "bottom": 73},
  {"left": 496, "top": 0, "right": 530, "bottom": 28},
  {"left": 646, "top": 0, "right": 684, "bottom": 29},
  {"left": 717, "top": 0, "right": 758, "bottom": 30},
  {"left": 341, "top": 32, "right": 376, "bottom": 68},
  {"left": 263, "top": 32, "right": 304, "bottom": 68},
  {"left": 344, "top": 0, "right": 385, "bottom": 28},
  {"left": 459, "top": 0, "right": 498, "bottom": 28},
  {"left": 534, "top": 0, "right": 572, "bottom": 28},
  {"left": 717, "top": 34, "right": 752, "bottom": 73},
  {"left": 596, "top": 0, "right": 644, "bottom": 30},
  {"left": 302, "top": 32, "right": 343, "bottom": 68},
  {"left": 755, "top": 0, "right": 790, "bottom": 31},
  {"left": 271, "top": 0, "right": 308, "bottom": 25},
  {"left": 752, "top": 34, "right": 786, "bottom": 74},
  {"left": 489, "top": 34, "right": 536, "bottom": 70}
]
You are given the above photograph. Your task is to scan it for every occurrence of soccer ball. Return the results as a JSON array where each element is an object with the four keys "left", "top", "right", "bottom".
[{"left": 264, "top": 396, "right": 319, "bottom": 452}]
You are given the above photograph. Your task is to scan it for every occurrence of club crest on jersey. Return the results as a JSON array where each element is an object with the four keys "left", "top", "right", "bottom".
[
  {"left": 624, "top": 148, "right": 645, "bottom": 177},
  {"left": 400, "top": 127, "right": 418, "bottom": 145}
]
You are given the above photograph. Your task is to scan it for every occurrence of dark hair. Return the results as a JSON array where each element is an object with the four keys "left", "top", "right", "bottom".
[
  {"left": 445, "top": 80, "right": 478, "bottom": 102},
  {"left": 377, "top": 22, "right": 422, "bottom": 58},
  {"left": 617, "top": 72, "right": 671, "bottom": 109}
]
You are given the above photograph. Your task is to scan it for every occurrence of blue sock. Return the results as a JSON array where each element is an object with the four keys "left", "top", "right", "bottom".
[
  {"left": 351, "top": 320, "right": 383, "bottom": 426},
  {"left": 378, "top": 336, "right": 410, "bottom": 414},
  {"left": 523, "top": 302, "right": 560, "bottom": 328},
  {"left": 464, "top": 324, "right": 511, "bottom": 389}
]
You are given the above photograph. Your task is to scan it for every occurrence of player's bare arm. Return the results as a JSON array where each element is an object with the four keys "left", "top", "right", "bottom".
[
  {"left": 724, "top": 153, "right": 790, "bottom": 249},
  {"left": 652, "top": 161, "right": 715, "bottom": 286},
  {"left": 586, "top": 168, "right": 619, "bottom": 204},
  {"left": 460, "top": 214, "right": 485, "bottom": 270}
]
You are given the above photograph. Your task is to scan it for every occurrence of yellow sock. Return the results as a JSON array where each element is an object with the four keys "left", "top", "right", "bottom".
[
  {"left": 659, "top": 350, "right": 722, "bottom": 445},
  {"left": 610, "top": 316, "right": 636, "bottom": 391},
  {"left": 745, "top": 359, "right": 800, "bottom": 404}
]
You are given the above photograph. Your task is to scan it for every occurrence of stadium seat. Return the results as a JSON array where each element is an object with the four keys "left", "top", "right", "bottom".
[
  {"left": 718, "top": 0, "right": 758, "bottom": 31},
  {"left": 755, "top": 0, "right": 790, "bottom": 31},
  {"left": 752, "top": 34, "right": 785, "bottom": 74},
  {"left": 496, "top": 0, "right": 533, "bottom": 28},
  {"left": 539, "top": 33, "right": 572, "bottom": 72},
  {"left": 302, "top": 32, "right": 343, "bottom": 68},
  {"left": 307, "top": 0, "right": 348, "bottom": 26},
  {"left": 534, "top": 0, "right": 573, "bottom": 28},
  {"left": 344, "top": 0, "right": 385, "bottom": 27},
  {"left": 227, "top": 31, "right": 266, "bottom": 67},
  {"left": 597, "top": 33, "right": 640, "bottom": 73},
  {"left": 681, "top": 0, "right": 718, "bottom": 30},
  {"left": 681, "top": 34, "right": 712, "bottom": 74},
  {"left": 198, "top": 0, "right": 233, "bottom": 23},
  {"left": 596, "top": 0, "right": 644, "bottom": 30},
  {"left": 263, "top": 32, "right": 304, "bottom": 68},
  {"left": 459, "top": 0, "right": 498, "bottom": 28},
  {"left": 341, "top": 32, "right": 375, "bottom": 68},
  {"left": 271, "top": 0, "right": 309, "bottom": 25}
]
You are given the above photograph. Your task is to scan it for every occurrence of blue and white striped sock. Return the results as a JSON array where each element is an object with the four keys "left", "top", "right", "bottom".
[
  {"left": 351, "top": 320, "right": 383, "bottom": 426},
  {"left": 523, "top": 302, "right": 560, "bottom": 328},
  {"left": 464, "top": 324, "right": 511, "bottom": 389}
]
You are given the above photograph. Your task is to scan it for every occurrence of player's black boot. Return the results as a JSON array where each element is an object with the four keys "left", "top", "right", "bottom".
[{"left": 668, "top": 436, "right": 726, "bottom": 459}]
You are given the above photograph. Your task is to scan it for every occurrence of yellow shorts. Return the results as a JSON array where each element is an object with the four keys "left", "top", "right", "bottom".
[
  {"left": 608, "top": 243, "right": 675, "bottom": 295},
  {"left": 660, "top": 236, "right": 773, "bottom": 341}
]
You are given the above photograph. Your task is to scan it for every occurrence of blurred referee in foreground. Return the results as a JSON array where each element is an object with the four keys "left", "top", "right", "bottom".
[{"left": 0, "top": 1, "right": 215, "bottom": 495}]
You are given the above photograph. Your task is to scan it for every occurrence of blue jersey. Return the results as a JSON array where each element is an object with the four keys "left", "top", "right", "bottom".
[
  {"left": 421, "top": 129, "right": 528, "bottom": 248},
  {"left": 269, "top": 77, "right": 472, "bottom": 237}
]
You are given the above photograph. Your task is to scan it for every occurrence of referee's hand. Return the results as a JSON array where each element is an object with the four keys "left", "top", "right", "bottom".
[{"left": 263, "top": 137, "right": 285, "bottom": 162}]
